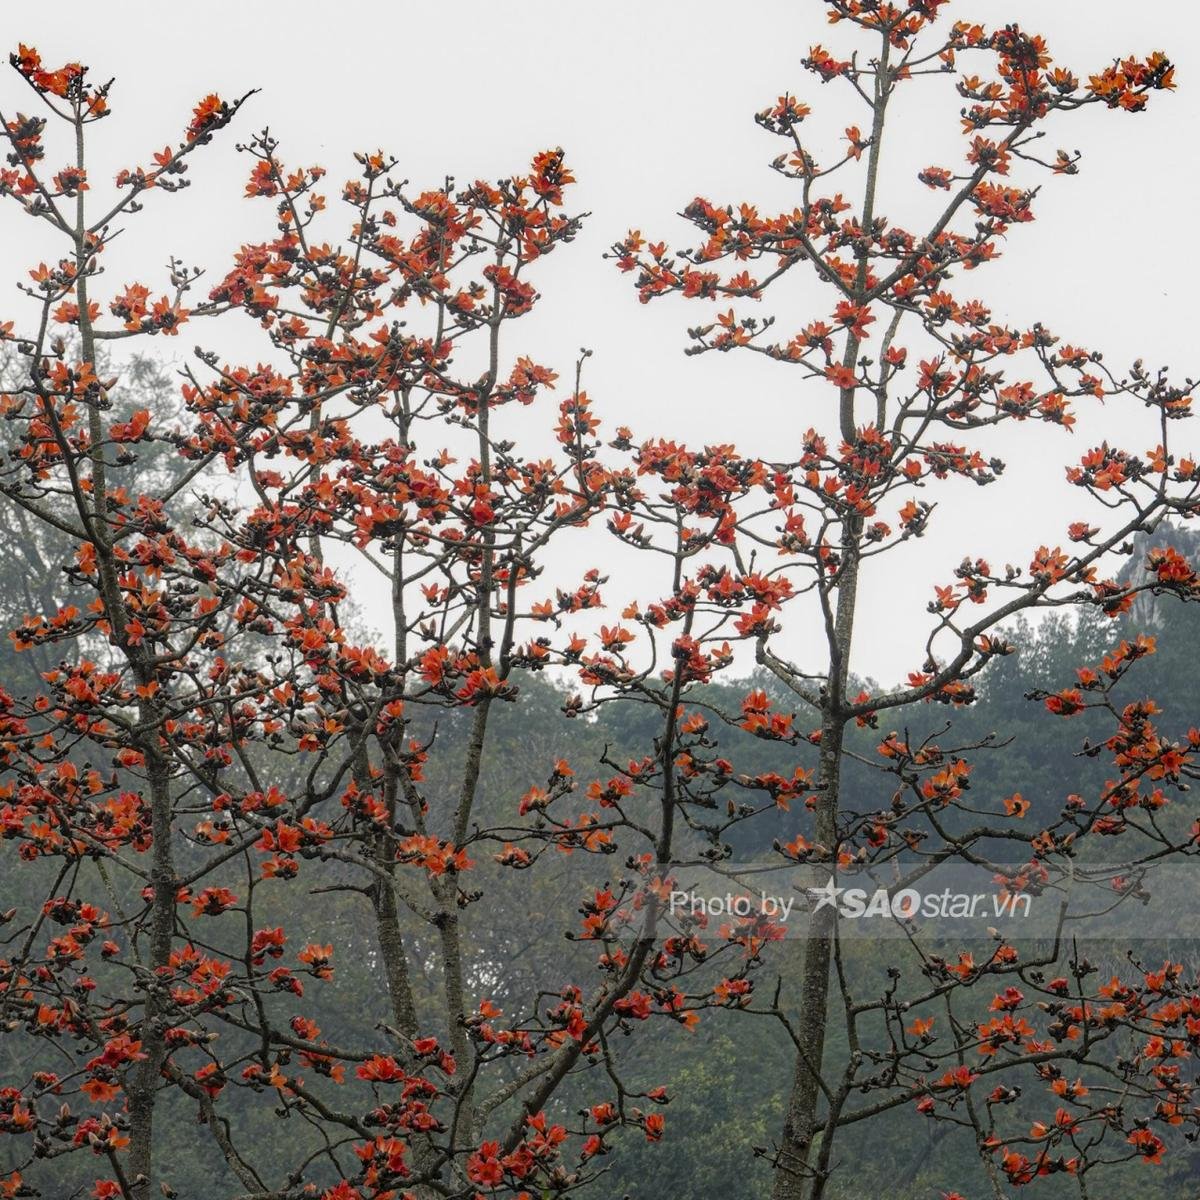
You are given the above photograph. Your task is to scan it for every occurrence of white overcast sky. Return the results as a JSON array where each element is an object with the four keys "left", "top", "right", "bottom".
[{"left": 2, "top": 2, "right": 1197, "bottom": 686}]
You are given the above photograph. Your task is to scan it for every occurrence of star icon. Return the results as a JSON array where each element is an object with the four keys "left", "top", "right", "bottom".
[{"left": 807, "top": 876, "right": 844, "bottom": 914}]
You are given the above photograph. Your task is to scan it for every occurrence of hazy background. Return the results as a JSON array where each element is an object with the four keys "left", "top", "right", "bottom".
[{"left": 1, "top": 1, "right": 1196, "bottom": 685}]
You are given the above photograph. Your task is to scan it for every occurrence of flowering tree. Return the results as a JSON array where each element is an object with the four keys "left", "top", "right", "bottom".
[
  {"left": 0, "top": 44, "right": 741, "bottom": 1200},
  {"left": 612, "top": 3, "right": 1200, "bottom": 1198},
  {"left": 1, "top": 9, "right": 1200, "bottom": 1200}
]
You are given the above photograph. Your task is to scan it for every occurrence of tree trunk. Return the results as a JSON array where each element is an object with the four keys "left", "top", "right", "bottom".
[
  {"left": 771, "top": 527, "right": 861, "bottom": 1200},
  {"left": 125, "top": 754, "right": 176, "bottom": 1200}
]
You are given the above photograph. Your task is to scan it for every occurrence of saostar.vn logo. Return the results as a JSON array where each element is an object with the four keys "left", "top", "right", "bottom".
[{"left": 807, "top": 875, "right": 1032, "bottom": 921}]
